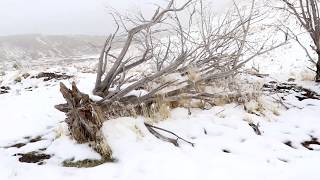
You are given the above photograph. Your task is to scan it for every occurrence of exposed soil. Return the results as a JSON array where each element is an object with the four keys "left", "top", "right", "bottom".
[
  {"left": 283, "top": 141, "right": 296, "bottom": 149},
  {"left": 0, "top": 90, "right": 8, "bottom": 94},
  {"left": 33, "top": 72, "right": 73, "bottom": 81},
  {"left": 263, "top": 82, "right": 320, "bottom": 101},
  {"left": 5, "top": 136, "right": 44, "bottom": 149},
  {"left": 5, "top": 135, "right": 52, "bottom": 164},
  {"left": 8, "top": 142, "right": 26, "bottom": 148},
  {"left": 62, "top": 158, "right": 115, "bottom": 168},
  {"left": 29, "top": 136, "right": 43, "bottom": 143},
  {"left": 0, "top": 86, "right": 10, "bottom": 94},
  {"left": 25, "top": 86, "right": 33, "bottom": 91},
  {"left": 295, "top": 89, "right": 320, "bottom": 101},
  {"left": 14, "top": 152, "right": 51, "bottom": 164}
]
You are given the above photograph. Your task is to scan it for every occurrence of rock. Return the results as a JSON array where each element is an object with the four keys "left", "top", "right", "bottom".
[
  {"left": 0, "top": 86, "right": 10, "bottom": 90},
  {"left": 22, "top": 73, "right": 30, "bottom": 79},
  {"left": 288, "top": 78, "right": 295, "bottom": 82},
  {"left": 0, "top": 86, "right": 10, "bottom": 94},
  {"left": 14, "top": 76, "right": 22, "bottom": 83},
  {"left": 14, "top": 152, "right": 51, "bottom": 164}
]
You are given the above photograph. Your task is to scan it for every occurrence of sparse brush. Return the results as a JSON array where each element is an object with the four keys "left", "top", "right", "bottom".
[
  {"left": 186, "top": 67, "right": 201, "bottom": 83},
  {"left": 270, "top": 106, "right": 280, "bottom": 116},
  {"left": 157, "top": 101, "right": 171, "bottom": 120},
  {"left": 244, "top": 97, "right": 282, "bottom": 118},
  {"left": 140, "top": 95, "right": 171, "bottom": 122},
  {"left": 300, "top": 70, "right": 315, "bottom": 81},
  {"left": 55, "top": 0, "right": 284, "bottom": 160},
  {"left": 12, "top": 63, "right": 21, "bottom": 70}
]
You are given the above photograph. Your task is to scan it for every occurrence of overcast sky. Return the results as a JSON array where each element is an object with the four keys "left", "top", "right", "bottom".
[{"left": 0, "top": 0, "right": 231, "bottom": 36}]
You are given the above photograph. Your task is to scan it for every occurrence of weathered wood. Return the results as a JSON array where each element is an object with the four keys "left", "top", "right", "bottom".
[
  {"left": 55, "top": 0, "right": 286, "bottom": 159},
  {"left": 144, "top": 123, "right": 195, "bottom": 147},
  {"left": 57, "top": 81, "right": 198, "bottom": 153},
  {"left": 56, "top": 82, "right": 112, "bottom": 159}
]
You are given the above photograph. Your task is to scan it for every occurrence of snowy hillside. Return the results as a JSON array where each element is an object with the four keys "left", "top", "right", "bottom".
[{"left": 0, "top": 35, "right": 107, "bottom": 61}]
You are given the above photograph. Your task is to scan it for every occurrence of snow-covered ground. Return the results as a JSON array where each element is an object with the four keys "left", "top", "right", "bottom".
[
  {"left": 1, "top": 2, "right": 320, "bottom": 177},
  {"left": 1, "top": 38, "right": 320, "bottom": 180}
]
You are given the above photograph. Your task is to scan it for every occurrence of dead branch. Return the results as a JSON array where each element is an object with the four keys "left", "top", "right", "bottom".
[
  {"left": 144, "top": 122, "right": 195, "bottom": 147},
  {"left": 280, "top": 0, "right": 320, "bottom": 81},
  {"left": 56, "top": 0, "right": 285, "bottom": 159},
  {"left": 248, "top": 122, "right": 262, "bottom": 135}
]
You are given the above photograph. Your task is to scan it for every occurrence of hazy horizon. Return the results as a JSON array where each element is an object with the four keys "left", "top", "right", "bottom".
[
  {"left": 0, "top": 0, "right": 166, "bottom": 36},
  {"left": 0, "top": 0, "right": 231, "bottom": 36}
]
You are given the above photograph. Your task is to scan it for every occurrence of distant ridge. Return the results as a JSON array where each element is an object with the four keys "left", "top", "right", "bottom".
[{"left": 0, "top": 34, "right": 106, "bottom": 62}]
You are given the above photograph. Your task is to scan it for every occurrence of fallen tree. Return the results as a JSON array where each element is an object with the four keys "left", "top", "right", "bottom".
[{"left": 55, "top": 0, "right": 285, "bottom": 159}]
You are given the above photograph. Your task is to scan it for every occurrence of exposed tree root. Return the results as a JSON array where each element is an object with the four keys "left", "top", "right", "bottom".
[
  {"left": 55, "top": 82, "right": 194, "bottom": 159},
  {"left": 55, "top": 82, "right": 112, "bottom": 159}
]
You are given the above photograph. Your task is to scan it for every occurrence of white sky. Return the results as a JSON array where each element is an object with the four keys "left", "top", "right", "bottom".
[{"left": 0, "top": 0, "right": 231, "bottom": 36}]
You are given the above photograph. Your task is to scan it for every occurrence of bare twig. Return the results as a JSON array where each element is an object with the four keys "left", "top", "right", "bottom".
[{"left": 144, "top": 122, "right": 195, "bottom": 147}]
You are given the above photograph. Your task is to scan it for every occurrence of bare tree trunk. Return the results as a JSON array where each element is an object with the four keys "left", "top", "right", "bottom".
[
  {"left": 316, "top": 53, "right": 320, "bottom": 82},
  {"left": 281, "top": 0, "right": 320, "bottom": 82}
]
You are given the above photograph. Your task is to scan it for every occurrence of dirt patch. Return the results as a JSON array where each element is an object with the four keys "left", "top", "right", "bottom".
[
  {"left": 0, "top": 90, "right": 9, "bottom": 94},
  {"left": 7, "top": 143, "right": 27, "bottom": 148},
  {"left": 0, "top": 86, "right": 10, "bottom": 90},
  {"left": 33, "top": 72, "right": 73, "bottom": 81},
  {"left": 28, "top": 136, "right": 43, "bottom": 143},
  {"left": 283, "top": 140, "right": 296, "bottom": 149},
  {"left": 295, "top": 89, "right": 320, "bottom": 101},
  {"left": 14, "top": 152, "right": 51, "bottom": 164},
  {"left": 62, "top": 158, "right": 114, "bottom": 168},
  {"left": 263, "top": 82, "right": 320, "bottom": 101},
  {"left": 0, "top": 86, "right": 10, "bottom": 94},
  {"left": 25, "top": 86, "right": 33, "bottom": 91},
  {"left": 22, "top": 73, "right": 30, "bottom": 79},
  {"left": 4, "top": 135, "right": 52, "bottom": 165},
  {"left": 4, "top": 136, "right": 44, "bottom": 149}
]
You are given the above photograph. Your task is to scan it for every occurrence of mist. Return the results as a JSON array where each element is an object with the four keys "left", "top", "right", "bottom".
[{"left": 0, "top": 0, "right": 231, "bottom": 36}]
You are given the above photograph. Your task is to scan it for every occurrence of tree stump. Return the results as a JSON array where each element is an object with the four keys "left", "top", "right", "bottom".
[{"left": 55, "top": 82, "right": 112, "bottom": 159}]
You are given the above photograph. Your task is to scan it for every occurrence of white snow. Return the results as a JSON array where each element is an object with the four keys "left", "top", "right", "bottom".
[
  {"left": 0, "top": 94, "right": 319, "bottom": 180},
  {"left": 1, "top": 66, "right": 320, "bottom": 179},
  {"left": 1, "top": 1, "right": 320, "bottom": 179}
]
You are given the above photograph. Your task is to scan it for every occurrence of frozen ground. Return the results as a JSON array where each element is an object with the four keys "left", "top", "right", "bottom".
[{"left": 1, "top": 40, "right": 320, "bottom": 180}]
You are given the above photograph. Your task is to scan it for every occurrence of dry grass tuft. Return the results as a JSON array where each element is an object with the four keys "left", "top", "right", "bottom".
[
  {"left": 300, "top": 70, "right": 315, "bottom": 81},
  {"left": 62, "top": 158, "right": 114, "bottom": 168}
]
